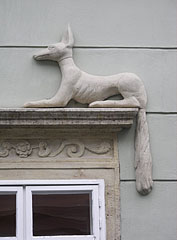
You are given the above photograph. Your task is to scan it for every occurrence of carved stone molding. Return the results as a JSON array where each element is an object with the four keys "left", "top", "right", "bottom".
[
  {"left": 0, "top": 139, "right": 112, "bottom": 159},
  {"left": 0, "top": 108, "right": 138, "bottom": 130}
]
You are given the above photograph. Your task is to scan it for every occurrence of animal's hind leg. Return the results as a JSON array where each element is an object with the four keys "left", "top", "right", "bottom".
[{"left": 89, "top": 96, "right": 140, "bottom": 108}]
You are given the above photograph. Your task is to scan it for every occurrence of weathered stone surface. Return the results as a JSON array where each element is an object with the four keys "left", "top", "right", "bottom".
[
  {"left": 0, "top": 138, "right": 113, "bottom": 160},
  {"left": 0, "top": 128, "right": 118, "bottom": 168},
  {"left": 0, "top": 108, "right": 138, "bottom": 130}
]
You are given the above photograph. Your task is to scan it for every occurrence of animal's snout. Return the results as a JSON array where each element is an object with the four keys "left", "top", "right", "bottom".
[
  {"left": 33, "top": 48, "right": 50, "bottom": 61},
  {"left": 33, "top": 54, "right": 42, "bottom": 60}
]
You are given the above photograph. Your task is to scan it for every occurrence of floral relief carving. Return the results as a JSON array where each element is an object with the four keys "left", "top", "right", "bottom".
[
  {"left": 15, "top": 141, "right": 32, "bottom": 158},
  {"left": 0, "top": 140, "right": 111, "bottom": 158}
]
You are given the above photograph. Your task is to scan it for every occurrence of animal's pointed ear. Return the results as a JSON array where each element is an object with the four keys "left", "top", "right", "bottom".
[{"left": 61, "top": 24, "right": 74, "bottom": 47}]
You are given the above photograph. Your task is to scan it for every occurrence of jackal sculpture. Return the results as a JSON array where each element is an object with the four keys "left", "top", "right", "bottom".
[{"left": 24, "top": 25, "right": 153, "bottom": 195}]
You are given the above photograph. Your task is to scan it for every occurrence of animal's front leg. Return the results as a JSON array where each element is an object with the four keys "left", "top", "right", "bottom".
[
  {"left": 24, "top": 84, "right": 73, "bottom": 108},
  {"left": 24, "top": 97, "right": 71, "bottom": 108},
  {"left": 24, "top": 99, "right": 59, "bottom": 108}
]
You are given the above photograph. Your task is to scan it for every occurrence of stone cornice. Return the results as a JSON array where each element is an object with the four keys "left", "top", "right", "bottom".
[{"left": 0, "top": 108, "right": 138, "bottom": 131}]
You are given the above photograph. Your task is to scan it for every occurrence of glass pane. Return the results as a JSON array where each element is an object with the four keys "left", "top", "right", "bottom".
[
  {"left": 0, "top": 195, "right": 16, "bottom": 236},
  {"left": 32, "top": 193, "right": 91, "bottom": 236}
]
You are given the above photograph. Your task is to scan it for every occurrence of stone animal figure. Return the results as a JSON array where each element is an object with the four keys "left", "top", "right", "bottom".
[{"left": 24, "top": 25, "right": 153, "bottom": 195}]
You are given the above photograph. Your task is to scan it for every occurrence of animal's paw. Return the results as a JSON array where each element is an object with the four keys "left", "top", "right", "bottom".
[
  {"left": 89, "top": 101, "right": 104, "bottom": 108},
  {"left": 136, "top": 175, "right": 153, "bottom": 196},
  {"left": 135, "top": 164, "right": 153, "bottom": 195}
]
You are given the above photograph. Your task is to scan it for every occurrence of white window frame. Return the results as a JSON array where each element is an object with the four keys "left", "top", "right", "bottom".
[
  {"left": 0, "top": 180, "right": 106, "bottom": 240},
  {"left": 0, "top": 186, "right": 23, "bottom": 240}
]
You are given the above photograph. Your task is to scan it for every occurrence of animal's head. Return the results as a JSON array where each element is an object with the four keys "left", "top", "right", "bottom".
[{"left": 34, "top": 25, "right": 74, "bottom": 62}]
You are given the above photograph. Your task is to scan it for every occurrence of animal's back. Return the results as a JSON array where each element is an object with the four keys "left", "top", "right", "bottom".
[
  {"left": 73, "top": 72, "right": 120, "bottom": 104},
  {"left": 73, "top": 71, "right": 147, "bottom": 108}
]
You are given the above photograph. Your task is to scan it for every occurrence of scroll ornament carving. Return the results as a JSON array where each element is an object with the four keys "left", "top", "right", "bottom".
[{"left": 0, "top": 140, "right": 111, "bottom": 158}]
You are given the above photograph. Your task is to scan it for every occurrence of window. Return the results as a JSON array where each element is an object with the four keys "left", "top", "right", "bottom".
[{"left": 0, "top": 180, "right": 106, "bottom": 240}]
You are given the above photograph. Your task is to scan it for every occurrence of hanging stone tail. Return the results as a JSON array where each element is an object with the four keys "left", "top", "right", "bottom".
[{"left": 135, "top": 108, "right": 153, "bottom": 195}]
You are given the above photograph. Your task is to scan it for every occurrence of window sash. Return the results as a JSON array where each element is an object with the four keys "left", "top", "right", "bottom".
[{"left": 25, "top": 185, "right": 99, "bottom": 240}]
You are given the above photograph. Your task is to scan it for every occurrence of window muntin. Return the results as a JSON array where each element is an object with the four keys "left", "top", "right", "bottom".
[{"left": 0, "top": 181, "right": 105, "bottom": 240}]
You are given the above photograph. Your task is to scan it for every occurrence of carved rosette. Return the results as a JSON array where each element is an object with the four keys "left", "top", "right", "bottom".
[{"left": 15, "top": 141, "right": 32, "bottom": 158}]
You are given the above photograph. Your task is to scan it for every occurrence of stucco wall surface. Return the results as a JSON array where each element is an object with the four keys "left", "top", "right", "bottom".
[{"left": 0, "top": 1, "right": 177, "bottom": 239}]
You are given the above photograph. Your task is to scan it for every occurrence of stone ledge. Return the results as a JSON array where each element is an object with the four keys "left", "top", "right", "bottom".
[{"left": 0, "top": 108, "right": 138, "bottom": 131}]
